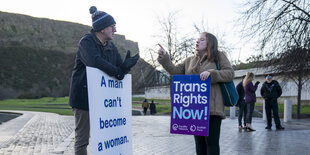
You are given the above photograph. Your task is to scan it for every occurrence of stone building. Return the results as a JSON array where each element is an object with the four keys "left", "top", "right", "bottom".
[
  {"left": 144, "top": 67, "right": 310, "bottom": 105},
  {"left": 234, "top": 68, "right": 310, "bottom": 105}
]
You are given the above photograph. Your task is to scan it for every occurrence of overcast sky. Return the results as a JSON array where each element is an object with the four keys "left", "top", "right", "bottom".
[{"left": 0, "top": 0, "right": 256, "bottom": 62}]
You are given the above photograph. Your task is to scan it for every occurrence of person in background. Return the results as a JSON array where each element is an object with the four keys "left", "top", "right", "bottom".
[
  {"left": 243, "top": 72, "right": 260, "bottom": 132},
  {"left": 150, "top": 100, "right": 157, "bottom": 115},
  {"left": 157, "top": 32, "right": 234, "bottom": 155},
  {"left": 142, "top": 99, "right": 149, "bottom": 115},
  {"left": 260, "top": 75, "right": 284, "bottom": 130},
  {"left": 236, "top": 75, "right": 247, "bottom": 130},
  {"left": 68, "top": 6, "right": 139, "bottom": 155}
]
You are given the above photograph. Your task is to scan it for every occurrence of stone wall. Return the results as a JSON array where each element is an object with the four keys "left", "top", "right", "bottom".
[
  {"left": 234, "top": 68, "right": 310, "bottom": 105},
  {"left": 144, "top": 68, "right": 310, "bottom": 105},
  {"left": 145, "top": 86, "right": 170, "bottom": 99},
  {"left": 0, "top": 11, "right": 156, "bottom": 99}
]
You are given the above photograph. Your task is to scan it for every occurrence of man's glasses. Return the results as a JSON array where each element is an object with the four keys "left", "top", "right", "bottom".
[{"left": 110, "top": 25, "right": 116, "bottom": 31}]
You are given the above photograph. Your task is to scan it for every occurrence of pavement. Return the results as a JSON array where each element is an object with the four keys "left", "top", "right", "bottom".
[{"left": 1, "top": 110, "right": 310, "bottom": 155}]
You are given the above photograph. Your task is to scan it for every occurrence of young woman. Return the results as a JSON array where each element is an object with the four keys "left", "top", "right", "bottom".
[
  {"left": 157, "top": 32, "right": 234, "bottom": 155},
  {"left": 243, "top": 72, "right": 260, "bottom": 131}
]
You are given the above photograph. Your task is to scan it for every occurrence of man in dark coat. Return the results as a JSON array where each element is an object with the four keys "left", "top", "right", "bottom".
[
  {"left": 236, "top": 75, "right": 247, "bottom": 130},
  {"left": 260, "top": 75, "right": 284, "bottom": 130},
  {"left": 150, "top": 100, "right": 157, "bottom": 115},
  {"left": 68, "top": 6, "right": 139, "bottom": 154}
]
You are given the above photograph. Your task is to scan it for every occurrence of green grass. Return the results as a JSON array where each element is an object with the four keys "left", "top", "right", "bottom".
[
  {"left": 133, "top": 98, "right": 171, "bottom": 104},
  {"left": 132, "top": 103, "right": 171, "bottom": 115},
  {"left": 132, "top": 98, "right": 171, "bottom": 115},
  {"left": 0, "top": 97, "right": 172, "bottom": 116},
  {"left": 1, "top": 97, "right": 309, "bottom": 116},
  {"left": 0, "top": 97, "right": 73, "bottom": 115},
  {"left": 254, "top": 103, "right": 310, "bottom": 114},
  {"left": 156, "top": 104, "right": 171, "bottom": 114}
]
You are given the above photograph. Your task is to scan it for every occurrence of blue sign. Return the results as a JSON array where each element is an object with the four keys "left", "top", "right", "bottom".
[{"left": 170, "top": 75, "right": 210, "bottom": 136}]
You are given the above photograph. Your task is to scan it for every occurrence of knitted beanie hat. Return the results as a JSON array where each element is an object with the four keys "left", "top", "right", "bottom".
[
  {"left": 266, "top": 75, "right": 273, "bottom": 79},
  {"left": 89, "top": 6, "right": 116, "bottom": 32}
]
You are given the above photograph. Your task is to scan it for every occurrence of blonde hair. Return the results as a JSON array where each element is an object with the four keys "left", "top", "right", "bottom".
[{"left": 243, "top": 72, "right": 254, "bottom": 87}]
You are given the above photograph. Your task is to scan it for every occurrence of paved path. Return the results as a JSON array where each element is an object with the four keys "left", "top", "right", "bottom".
[{"left": 1, "top": 110, "right": 310, "bottom": 155}]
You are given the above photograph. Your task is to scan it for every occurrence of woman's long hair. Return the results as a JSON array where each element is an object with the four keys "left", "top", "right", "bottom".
[
  {"left": 201, "top": 32, "right": 219, "bottom": 62},
  {"left": 190, "top": 32, "right": 220, "bottom": 73},
  {"left": 243, "top": 72, "right": 254, "bottom": 87}
]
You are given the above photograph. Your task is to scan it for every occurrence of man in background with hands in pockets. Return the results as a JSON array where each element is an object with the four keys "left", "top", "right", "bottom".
[{"left": 261, "top": 75, "right": 284, "bottom": 130}]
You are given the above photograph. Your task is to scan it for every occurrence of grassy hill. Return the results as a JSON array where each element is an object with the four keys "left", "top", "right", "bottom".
[
  {"left": 0, "top": 11, "right": 156, "bottom": 99},
  {"left": 0, "top": 11, "right": 90, "bottom": 53},
  {"left": 0, "top": 46, "right": 74, "bottom": 98}
]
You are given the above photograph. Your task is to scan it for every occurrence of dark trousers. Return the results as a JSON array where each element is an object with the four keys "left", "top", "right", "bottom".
[
  {"left": 143, "top": 107, "right": 147, "bottom": 115},
  {"left": 194, "top": 116, "right": 222, "bottom": 155},
  {"left": 72, "top": 108, "right": 90, "bottom": 155},
  {"left": 265, "top": 98, "right": 281, "bottom": 127},
  {"left": 238, "top": 100, "right": 247, "bottom": 126},
  {"left": 246, "top": 102, "right": 255, "bottom": 124}
]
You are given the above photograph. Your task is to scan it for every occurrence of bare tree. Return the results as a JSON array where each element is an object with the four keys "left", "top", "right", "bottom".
[
  {"left": 141, "top": 10, "right": 197, "bottom": 96},
  {"left": 193, "top": 19, "right": 236, "bottom": 63},
  {"left": 144, "top": 47, "right": 160, "bottom": 69},
  {"left": 264, "top": 45, "right": 310, "bottom": 119},
  {"left": 238, "top": 0, "right": 310, "bottom": 52},
  {"left": 238, "top": 0, "right": 310, "bottom": 118},
  {"left": 154, "top": 11, "right": 196, "bottom": 64},
  {"left": 144, "top": 47, "right": 160, "bottom": 85}
]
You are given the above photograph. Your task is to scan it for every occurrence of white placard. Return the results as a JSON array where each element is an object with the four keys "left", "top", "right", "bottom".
[{"left": 86, "top": 66, "right": 132, "bottom": 155}]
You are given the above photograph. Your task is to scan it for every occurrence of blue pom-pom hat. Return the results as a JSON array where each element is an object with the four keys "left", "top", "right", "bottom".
[{"left": 89, "top": 6, "right": 116, "bottom": 32}]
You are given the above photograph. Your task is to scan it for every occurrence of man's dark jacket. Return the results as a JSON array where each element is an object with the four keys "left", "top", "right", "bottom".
[
  {"left": 260, "top": 80, "right": 282, "bottom": 99},
  {"left": 69, "top": 31, "right": 124, "bottom": 111},
  {"left": 236, "top": 81, "right": 245, "bottom": 104}
]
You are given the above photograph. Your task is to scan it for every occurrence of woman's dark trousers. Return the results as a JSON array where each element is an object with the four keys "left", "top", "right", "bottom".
[
  {"left": 194, "top": 116, "right": 222, "bottom": 155},
  {"left": 246, "top": 102, "right": 255, "bottom": 124}
]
